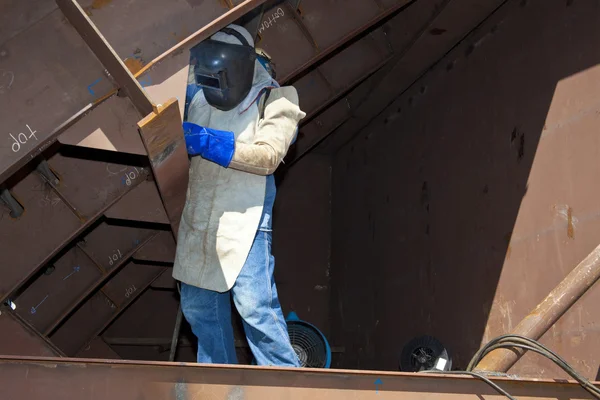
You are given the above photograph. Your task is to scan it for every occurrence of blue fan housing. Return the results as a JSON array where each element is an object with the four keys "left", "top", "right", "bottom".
[{"left": 286, "top": 311, "right": 331, "bottom": 368}]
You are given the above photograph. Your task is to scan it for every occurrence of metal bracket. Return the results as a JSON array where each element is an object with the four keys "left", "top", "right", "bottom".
[
  {"left": 286, "top": 0, "right": 302, "bottom": 10},
  {"left": 36, "top": 160, "right": 59, "bottom": 186},
  {"left": 0, "top": 187, "right": 24, "bottom": 218}
]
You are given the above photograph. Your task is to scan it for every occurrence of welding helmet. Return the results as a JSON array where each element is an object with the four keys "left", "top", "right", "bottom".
[{"left": 189, "top": 24, "right": 257, "bottom": 111}]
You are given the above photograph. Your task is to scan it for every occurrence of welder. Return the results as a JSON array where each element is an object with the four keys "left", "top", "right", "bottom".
[{"left": 172, "top": 24, "right": 306, "bottom": 366}]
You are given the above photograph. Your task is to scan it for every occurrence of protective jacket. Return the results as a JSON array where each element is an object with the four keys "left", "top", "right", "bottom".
[{"left": 173, "top": 35, "right": 306, "bottom": 292}]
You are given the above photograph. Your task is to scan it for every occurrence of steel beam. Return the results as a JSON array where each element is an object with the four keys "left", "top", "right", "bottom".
[
  {"left": 135, "top": 0, "right": 267, "bottom": 75},
  {"left": 278, "top": 0, "right": 414, "bottom": 83},
  {"left": 0, "top": 356, "right": 597, "bottom": 400},
  {"left": 286, "top": 55, "right": 392, "bottom": 167},
  {"left": 40, "top": 230, "right": 160, "bottom": 335},
  {"left": 136, "top": 99, "right": 188, "bottom": 236},
  {"left": 56, "top": 0, "right": 191, "bottom": 237},
  {"left": 133, "top": 231, "right": 176, "bottom": 264},
  {"left": 50, "top": 262, "right": 165, "bottom": 356},
  {"left": 323, "top": 0, "right": 507, "bottom": 156},
  {"left": 0, "top": 156, "right": 150, "bottom": 304},
  {"left": 55, "top": 0, "right": 155, "bottom": 117},
  {"left": 475, "top": 243, "right": 600, "bottom": 373}
]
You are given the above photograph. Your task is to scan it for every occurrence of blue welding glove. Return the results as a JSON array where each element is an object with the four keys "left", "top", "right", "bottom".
[{"left": 182, "top": 122, "right": 235, "bottom": 168}]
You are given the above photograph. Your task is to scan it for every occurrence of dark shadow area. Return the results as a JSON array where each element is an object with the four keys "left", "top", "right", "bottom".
[{"left": 328, "top": 0, "right": 600, "bottom": 375}]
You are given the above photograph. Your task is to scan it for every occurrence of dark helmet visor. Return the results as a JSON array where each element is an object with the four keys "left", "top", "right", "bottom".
[{"left": 189, "top": 39, "right": 256, "bottom": 111}]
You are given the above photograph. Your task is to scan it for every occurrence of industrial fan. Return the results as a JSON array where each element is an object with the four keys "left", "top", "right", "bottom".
[
  {"left": 399, "top": 335, "right": 452, "bottom": 372},
  {"left": 286, "top": 312, "right": 331, "bottom": 368}
]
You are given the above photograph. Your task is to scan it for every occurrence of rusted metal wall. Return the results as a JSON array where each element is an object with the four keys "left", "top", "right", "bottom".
[
  {"left": 331, "top": 0, "right": 600, "bottom": 380},
  {"left": 273, "top": 154, "right": 333, "bottom": 345}
]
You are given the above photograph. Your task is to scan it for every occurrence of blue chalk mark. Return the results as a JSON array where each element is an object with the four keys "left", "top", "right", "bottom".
[
  {"left": 87, "top": 78, "right": 103, "bottom": 96},
  {"left": 63, "top": 265, "right": 81, "bottom": 281},
  {"left": 139, "top": 75, "right": 152, "bottom": 88},
  {"left": 374, "top": 378, "right": 383, "bottom": 394},
  {"left": 30, "top": 294, "right": 49, "bottom": 315}
]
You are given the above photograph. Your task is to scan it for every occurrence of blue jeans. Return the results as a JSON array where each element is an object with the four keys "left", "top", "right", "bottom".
[{"left": 180, "top": 229, "right": 300, "bottom": 367}]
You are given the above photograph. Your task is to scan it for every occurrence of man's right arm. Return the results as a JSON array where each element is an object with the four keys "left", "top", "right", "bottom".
[
  {"left": 183, "top": 86, "right": 306, "bottom": 175},
  {"left": 228, "top": 86, "right": 305, "bottom": 175}
]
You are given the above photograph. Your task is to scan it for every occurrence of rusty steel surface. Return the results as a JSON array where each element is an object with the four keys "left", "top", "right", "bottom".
[
  {"left": 45, "top": 150, "right": 148, "bottom": 218},
  {"left": 70, "top": 265, "right": 163, "bottom": 356},
  {"left": 58, "top": 95, "right": 147, "bottom": 156},
  {"left": 136, "top": 99, "right": 188, "bottom": 235},
  {"left": 321, "top": 0, "right": 507, "bottom": 154},
  {"left": 255, "top": 2, "right": 317, "bottom": 79},
  {"left": 133, "top": 231, "right": 176, "bottom": 264},
  {"left": 0, "top": 163, "right": 83, "bottom": 301},
  {"left": 294, "top": 70, "right": 334, "bottom": 115},
  {"left": 78, "top": 0, "right": 234, "bottom": 63},
  {"left": 48, "top": 260, "right": 164, "bottom": 356},
  {"left": 0, "top": 10, "right": 114, "bottom": 183},
  {"left": 289, "top": 26, "right": 393, "bottom": 123},
  {"left": 0, "top": 0, "right": 263, "bottom": 185},
  {"left": 101, "top": 288, "right": 183, "bottom": 346},
  {"left": 329, "top": 0, "right": 600, "bottom": 380},
  {"left": 0, "top": 356, "right": 597, "bottom": 400},
  {"left": 316, "top": 28, "right": 391, "bottom": 92},
  {"left": 78, "top": 221, "right": 157, "bottom": 273},
  {"left": 0, "top": 308, "right": 63, "bottom": 357},
  {"left": 150, "top": 270, "right": 177, "bottom": 290},
  {"left": 134, "top": 0, "right": 269, "bottom": 119},
  {"left": 475, "top": 244, "right": 600, "bottom": 373},
  {"left": 76, "top": 337, "right": 122, "bottom": 360},
  {"left": 14, "top": 246, "right": 103, "bottom": 334},
  {"left": 0, "top": 148, "right": 150, "bottom": 303},
  {"left": 0, "top": 0, "right": 419, "bottom": 180},
  {"left": 299, "top": 0, "right": 382, "bottom": 51},
  {"left": 40, "top": 228, "right": 159, "bottom": 335},
  {"left": 0, "top": 0, "right": 421, "bottom": 167},
  {"left": 50, "top": 291, "right": 117, "bottom": 355},
  {"left": 73, "top": 0, "right": 416, "bottom": 139},
  {"left": 102, "top": 262, "right": 165, "bottom": 308},
  {"left": 278, "top": 0, "right": 413, "bottom": 83},
  {"left": 286, "top": 99, "right": 352, "bottom": 166},
  {"left": 105, "top": 180, "right": 170, "bottom": 225},
  {"left": 56, "top": 0, "right": 156, "bottom": 117},
  {"left": 5, "top": 0, "right": 597, "bottom": 388}
]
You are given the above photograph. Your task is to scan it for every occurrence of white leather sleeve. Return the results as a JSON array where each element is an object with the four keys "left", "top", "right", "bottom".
[{"left": 229, "top": 86, "right": 306, "bottom": 175}]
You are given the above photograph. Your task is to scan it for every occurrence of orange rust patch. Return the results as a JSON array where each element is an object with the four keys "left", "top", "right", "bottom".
[
  {"left": 83, "top": 0, "right": 112, "bottom": 15},
  {"left": 124, "top": 57, "right": 145, "bottom": 74},
  {"left": 567, "top": 207, "right": 575, "bottom": 239},
  {"left": 217, "top": 0, "right": 234, "bottom": 9},
  {"left": 90, "top": 0, "right": 113, "bottom": 9}
]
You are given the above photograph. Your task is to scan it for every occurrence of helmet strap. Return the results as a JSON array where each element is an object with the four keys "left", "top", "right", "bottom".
[{"left": 219, "top": 27, "right": 252, "bottom": 48}]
